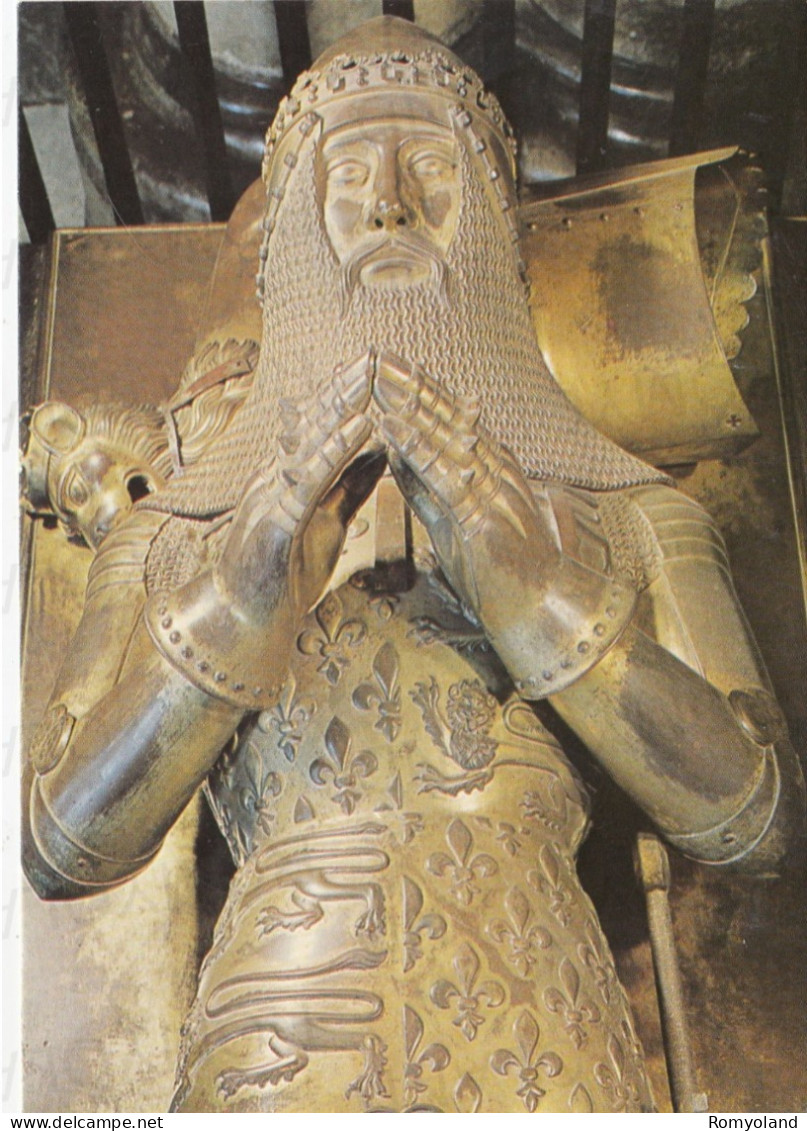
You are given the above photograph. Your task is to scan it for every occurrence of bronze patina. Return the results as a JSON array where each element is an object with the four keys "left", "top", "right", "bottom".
[{"left": 22, "top": 17, "right": 805, "bottom": 1114}]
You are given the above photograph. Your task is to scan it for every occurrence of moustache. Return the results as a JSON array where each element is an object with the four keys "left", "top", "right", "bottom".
[{"left": 339, "top": 234, "right": 449, "bottom": 315}]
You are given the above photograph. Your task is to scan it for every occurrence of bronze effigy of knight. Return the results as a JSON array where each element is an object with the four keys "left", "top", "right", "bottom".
[{"left": 22, "top": 16, "right": 805, "bottom": 1114}]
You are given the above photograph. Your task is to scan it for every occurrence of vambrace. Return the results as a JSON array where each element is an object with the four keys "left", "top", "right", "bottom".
[
  {"left": 29, "top": 649, "right": 243, "bottom": 897},
  {"left": 550, "top": 624, "right": 806, "bottom": 876},
  {"left": 665, "top": 691, "right": 805, "bottom": 874},
  {"left": 29, "top": 556, "right": 294, "bottom": 896}
]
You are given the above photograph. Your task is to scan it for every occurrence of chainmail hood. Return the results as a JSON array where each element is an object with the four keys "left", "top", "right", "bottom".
[{"left": 144, "top": 20, "right": 667, "bottom": 524}]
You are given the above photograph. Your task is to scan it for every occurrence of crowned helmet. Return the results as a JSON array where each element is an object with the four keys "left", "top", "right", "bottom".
[
  {"left": 256, "top": 16, "right": 522, "bottom": 301},
  {"left": 142, "top": 16, "right": 665, "bottom": 527}
]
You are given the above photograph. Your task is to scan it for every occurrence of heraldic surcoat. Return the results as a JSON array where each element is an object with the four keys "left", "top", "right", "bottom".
[{"left": 173, "top": 531, "right": 653, "bottom": 1114}]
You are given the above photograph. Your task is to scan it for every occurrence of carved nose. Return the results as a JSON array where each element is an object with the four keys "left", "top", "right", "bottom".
[{"left": 370, "top": 195, "right": 412, "bottom": 232}]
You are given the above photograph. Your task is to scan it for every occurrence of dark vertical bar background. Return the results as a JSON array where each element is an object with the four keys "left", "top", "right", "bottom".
[
  {"left": 62, "top": 2, "right": 144, "bottom": 226},
  {"left": 576, "top": 0, "right": 617, "bottom": 175},
  {"left": 174, "top": 1, "right": 235, "bottom": 222},
  {"left": 766, "top": 3, "right": 806, "bottom": 215},
  {"left": 273, "top": 0, "right": 313, "bottom": 92},
  {"left": 667, "top": 0, "right": 716, "bottom": 158},
  {"left": 769, "top": 220, "right": 807, "bottom": 603},
  {"left": 481, "top": 0, "right": 518, "bottom": 130},
  {"left": 382, "top": 0, "right": 415, "bottom": 21},
  {"left": 18, "top": 108, "right": 55, "bottom": 244}
]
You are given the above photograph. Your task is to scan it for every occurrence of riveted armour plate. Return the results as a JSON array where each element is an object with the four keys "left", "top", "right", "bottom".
[{"left": 174, "top": 571, "right": 653, "bottom": 1112}]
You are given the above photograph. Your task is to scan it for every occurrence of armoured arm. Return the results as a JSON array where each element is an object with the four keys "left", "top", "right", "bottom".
[
  {"left": 23, "top": 508, "right": 189, "bottom": 898},
  {"left": 28, "top": 358, "right": 379, "bottom": 899},
  {"left": 29, "top": 644, "right": 242, "bottom": 898},
  {"left": 547, "top": 485, "right": 805, "bottom": 874},
  {"left": 374, "top": 355, "right": 805, "bottom": 876},
  {"left": 549, "top": 622, "right": 804, "bottom": 875}
]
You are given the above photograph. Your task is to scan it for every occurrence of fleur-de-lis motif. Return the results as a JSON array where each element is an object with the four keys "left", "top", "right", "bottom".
[
  {"left": 352, "top": 642, "right": 402, "bottom": 742},
  {"left": 488, "top": 886, "right": 552, "bottom": 976},
  {"left": 240, "top": 743, "right": 283, "bottom": 836},
  {"left": 298, "top": 591, "right": 366, "bottom": 685},
  {"left": 430, "top": 942, "right": 505, "bottom": 1041},
  {"left": 395, "top": 813, "right": 425, "bottom": 844},
  {"left": 543, "top": 958, "right": 601, "bottom": 1048},
  {"left": 382, "top": 770, "right": 405, "bottom": 810},
  {"left": 594, "top": 1033, "right": 641, "bottom": 1112},
  {"left": 578, "top": 918, "right": 617, "bottom": 1005},
  {"left": 569, "top": 1082, "right": 594, "bottom": 1112},
  {"left": 426, "top": 818, "right": 498, "bottom": 905},
  {"left": 293, "top": 794, "right": 315, "bottom": 823},
  {"left": 309, "top": 716, "right": 377, "bottom": 814},
  {"left": 403, "top": 1006, "right": 450, "bottom": 1106},
  {"left": 373, "top": 767, "right": 424, "bottom": 844},
  {"left": 520, "top": 770, "right": 569, "bottom": 831},
  {"left": 211, "top": 731, "right": 240, "bottom": 790},
  {"left": 620, "top": 1017, "right": 645, "bottom": 1067},
  {"left": 495, "top": 821, "right": 526, "bottom": 857},
  {"left": 370, "top": 594, "right": 399, "bottom": 621},
  {"left": 348, "top": 572, "right": 400, "bottom": 622},
  {"left": 528, "top": 843, "right": 573, "bottom": 927},
  {"left": 453, "top": 1072, "right": 482, "bottom": 1113},
  {"left": 490, "top": 1010, "right": 563, "bottom": 1112},
  {"left": 402, "top": 876, "right": 446, "bottom": 972},
  {"left": 257, "top": 674, "right": 315, "bottom": 762}
]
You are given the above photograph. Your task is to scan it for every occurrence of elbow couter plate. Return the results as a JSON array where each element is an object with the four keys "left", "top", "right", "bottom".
[
  {"left": 503, "top": 561, "right": 638, "bottom": 698},
  {"left": 144, "top": 573, "right": 286, "bottom": 709}
]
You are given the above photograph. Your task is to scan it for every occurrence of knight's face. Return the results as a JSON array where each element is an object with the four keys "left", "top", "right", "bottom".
[{"left": 318, "top": 117, "right": 461, "bottom": 291}]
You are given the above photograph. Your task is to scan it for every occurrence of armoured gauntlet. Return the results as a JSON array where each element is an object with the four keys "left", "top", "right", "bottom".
[
  {"left": 374, "top": 354, "right": 638, "bottom": 691},
  {"left": 146, "top": 354, "right": 378, "bottom": 706},
  {"left": 374, "top": 354, "right": 804, "bottom": 876}
]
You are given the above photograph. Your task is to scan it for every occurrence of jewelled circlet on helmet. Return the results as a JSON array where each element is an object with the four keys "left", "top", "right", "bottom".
[{"left": 256, "top": 33, "right": 524, "bottom": 305}]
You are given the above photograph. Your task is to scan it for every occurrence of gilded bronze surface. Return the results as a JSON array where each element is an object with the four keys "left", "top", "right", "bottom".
[
  {"left": 189, "top": 149, "right": 768, "bottom": 470},
  {"left": 21, "top": 16, "right": 806, "bottom": 1114},
  {"left": 521, "top": 151, "right": 762, "bottom": 465}
]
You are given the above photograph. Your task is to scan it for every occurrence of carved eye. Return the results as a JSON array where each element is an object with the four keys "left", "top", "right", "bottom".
[
  {"left": 327, "top": 159, "right": 369, "bottom": 188},
  {"left": 409, "top": 152, "right": 454, "bottom": 181},
  {"left": 64, "top": 473, "right": 88, "bottom": 508}
]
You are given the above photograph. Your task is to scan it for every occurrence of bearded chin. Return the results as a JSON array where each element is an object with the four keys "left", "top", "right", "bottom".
[
  {"left": 339, "top": 239, "right": 450, "bottom": 318},
  {"left": 255, "top": 141, "right": 526, "bottom": 413},
  {"left": 149, "top": 141, "right": 659, "bottom": 519}
]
